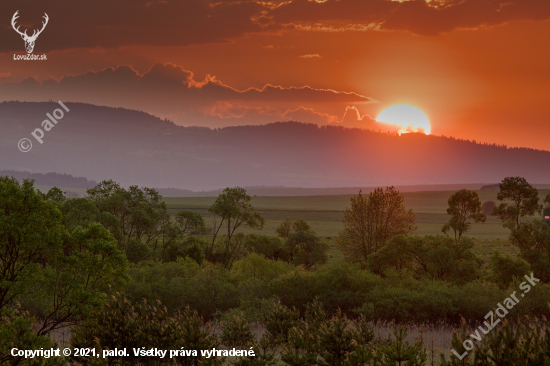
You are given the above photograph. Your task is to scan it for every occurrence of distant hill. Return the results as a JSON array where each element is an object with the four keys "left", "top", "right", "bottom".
[
  {"left": 0, "top": 170, "right": 97, "bottom": 188},
  {"left": 153, "top": 184, "right": 532, "bottom": 197},
  {"left": 1, "top": 101, "right": 549, "bottom": 190}
]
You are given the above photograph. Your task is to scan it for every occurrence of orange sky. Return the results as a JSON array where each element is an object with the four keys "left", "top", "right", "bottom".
[{"left": 1, "top": 0, "right": 549, "bottom": 150}]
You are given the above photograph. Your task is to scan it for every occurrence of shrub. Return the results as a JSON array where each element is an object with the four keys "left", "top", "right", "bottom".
[
  {"left": 71, "top": 293, "right": 222, "bottom": 366},
  {"left": 441, "top": 318, "right": 550, "bottom": 365},
  {"left": 244, "top": 234, "right": 288, "bottom": 261},
  {"left": 367, "top": 235, "right": 480, "bottom": 285},
  {"left": 220, "top": 312, "right": 255, "bottom": 348},
  {"left": 269, "top": 262, "right": 378, "bottom": 315},
  {"left": 127, "top": 259, "right": 239, "bottom": 319},
  {"left": 488, "top": 251, "right": 531, "bottom": 289},
  {"left": 232, "top": 253, "right": 293, "bottom": 282},
  {"left": 263, "top": 299, "right": 300, "bottom": 345},
  {"left": 163, "top": 236, "right": 206, "bottom": 264}
]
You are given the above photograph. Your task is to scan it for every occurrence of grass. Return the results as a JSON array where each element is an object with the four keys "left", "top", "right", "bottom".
[
  {"left": 163, "top": 189, "right": 549, "bottom": 361},
  {"left": 49, "top": 187, "right": 548, "bottom": 362},
  {"left": 165, "top": 189, "right": 549, "bottom": 242},
  {"left": 165, "top": 189, "right": 549, "bottom": 266}
]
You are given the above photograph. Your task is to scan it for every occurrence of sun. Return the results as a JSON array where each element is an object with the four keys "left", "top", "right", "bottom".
[{"left": 376, "top": 104, "right": 431, "bottom": 135}]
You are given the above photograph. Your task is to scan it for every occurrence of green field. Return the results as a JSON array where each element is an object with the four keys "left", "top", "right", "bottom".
[
  {"left": 35, "top": 184, "right": 549, "bottom": 261},
  {"left": 165, "top": 189, "right": 550, "bottom": 262}
]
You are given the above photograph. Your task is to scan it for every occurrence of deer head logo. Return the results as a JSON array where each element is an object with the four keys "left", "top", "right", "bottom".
[{"left": 12, "top": 11, "right": 49, "bottom": 53}]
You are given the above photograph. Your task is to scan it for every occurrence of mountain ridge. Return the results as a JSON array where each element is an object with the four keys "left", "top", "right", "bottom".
[{"left": 1, "top": 101, "right": 549, "bottom": 190}]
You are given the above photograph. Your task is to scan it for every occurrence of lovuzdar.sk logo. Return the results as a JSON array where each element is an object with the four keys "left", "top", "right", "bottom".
[{"left": 11, "top": 10, "right": 49, "bottom": 60}]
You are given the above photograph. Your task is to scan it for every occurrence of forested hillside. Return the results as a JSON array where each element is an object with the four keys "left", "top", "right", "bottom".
[{"left": 1, "top": 101, "right": 549, "bottom": 190}]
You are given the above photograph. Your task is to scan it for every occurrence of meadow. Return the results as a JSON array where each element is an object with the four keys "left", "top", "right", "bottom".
[
  {"left": 161, "top": 188, "right": 550, "bottom": 364},
  {"left": 165, "top": 188, "right": 550, "bottom": 262},
  {"left": 8, "top": 181, "right": 550, "bottom": 365},
  {"left": 33, "top": 184, "right": 550, "bottom": 264}
]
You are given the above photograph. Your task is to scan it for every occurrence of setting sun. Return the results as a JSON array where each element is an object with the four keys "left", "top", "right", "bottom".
[{"left": 376, "top": 104, "right": 431, "bottom": 135}]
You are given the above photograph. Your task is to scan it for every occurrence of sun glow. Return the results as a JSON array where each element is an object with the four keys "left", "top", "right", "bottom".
[{"left": 376, "top": 104, "right": 431, "bottom": 135}]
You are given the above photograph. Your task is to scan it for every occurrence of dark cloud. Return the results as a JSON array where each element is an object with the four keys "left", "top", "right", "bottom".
[
  {"left": 0, "top": 0, "right": 265, "bottom": 52},
  {"left": 0, "top": 63, "right": 370, "bottom": 126},
  {"left": 269, "top": 0, "right": 550, "bottom": 36},
  {"left": 0, "top": 63, "right": 371, "bottom": 102},
  {"left": 1, "top": 0, "right": 548, "bottom": 53}
]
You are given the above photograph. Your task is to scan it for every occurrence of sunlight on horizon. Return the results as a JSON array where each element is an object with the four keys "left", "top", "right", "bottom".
[{"left": 376, "top": 104, "right": 431, "bottom": 135}]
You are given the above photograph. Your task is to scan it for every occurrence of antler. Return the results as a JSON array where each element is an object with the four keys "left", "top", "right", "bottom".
[
  {"left": 31, "top": 13, "right": 49, "bottom": 39},
  {"left": 11, "top": 11, "right": 49, "bottom": 40},
  {"left": 11, "top": 10, "right": 27, "bottom": 37}
]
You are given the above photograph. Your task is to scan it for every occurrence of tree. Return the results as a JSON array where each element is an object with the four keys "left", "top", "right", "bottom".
[
  {"left": 0, "top": 177, "right": 65, "bottom": 311},
  {"left": 276, "top": 219, "right": 314, "bottom": 260},
  {"left": 244, "top": 234, "right": 287, "bottom": 261},
  {"left": 508, "top": 219, "right": 550, "bottom": 283},
  {"left": 0, "top": 177, "right": 128, "bottom": 356},
  {"left": 159, "top": 210, "right": 207, "bottom": 260},
  {"left": 218, "top": 233, "right": 248, "bottom": 269},
  {"left": 275, "top": 218, "right": 293, "bottom": 240},
  {"left": 442, "top": 189, "right": 486, "bottom": 242},
  {"left": 71, "top": 293, "right": 222, "bottom": 366},
  {"left": 275, "top": 219, "right": 327, "bottom": 268},
  {"left": 287, "top": 231, "right": 329, "bottom": 269},
  {"left": 376, "top": 327, "right": 427, "bottom": 366},
  {"left": 43, "top": 186, "right": 66, "bottom": 203},
  {"left": 60, "top": 197, "right": 101, "bottom": 231},
  {"left": 33, "top": 223, "right": 128, "bottom": 336},
  {"left": 492, "top": 176, "right": 541, "bottom": 229},
  {"left": 336, "top": 187, "right": 416, "bottom": 266},
  {"left": 207, "top": 187, "right": 265, "bottom": 260},
  {"left": 367, "top": 235, "right": 479, "bottom": 284},
  {"left": 175, "top": 210, "right": 206, "bottom": 238},
  {"left": 87, "top": 180, "right": 169, "bottom": 244}
]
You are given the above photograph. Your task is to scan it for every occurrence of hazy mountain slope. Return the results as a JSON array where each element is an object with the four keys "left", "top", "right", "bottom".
[
  {"left": 1, "top": 101, "right": 549, "bottom": 190},
  {"left": 0, "top": 170, "right": 97, "bottom": 188}
]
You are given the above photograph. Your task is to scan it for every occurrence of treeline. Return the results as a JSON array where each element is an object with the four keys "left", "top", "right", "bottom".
[
  {"left": 0, "top": 170, "right": 97, "bottom": 188},
  {"left": 1, "top": 175, "right": 550, "bottom": 365}
]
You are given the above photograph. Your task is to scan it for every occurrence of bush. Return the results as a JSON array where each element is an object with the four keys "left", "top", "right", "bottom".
[
  {"left": 71, "top": 293, "right": 222, "bottom": 366},
  {"left": 488, "top": 251, "right": 531, "bottom": 289},
  {"left": 163, "top": 236, "right": 206, "bottom": 264},
  {"left": 0, "top": 307, "right": 55, "bottom": 365},
  {"left": 220, "top": 312, "right": 255, "bottom": 348},
  {"left": 232, "top": 253, "right": 293, "bottom": 282},
  {"left": 269, "top": 262, "right": 378, "bottom": 315},
  {"left": 441, "top": 317, "right": 550, "bottom": 365},
  {"left": 286, "top": 231, "right": 329, "bottom": 269},
  {"left": 356, "top": 283, "right": 456, "bottom": 323},
  {"left": 126, "top": 239, "right": 152, "bottom": 263},
  {"left": 244, "top": 234, "right": 288, "bottom": 261},
  {"left": 367, "top": 235, "right": 481, "bottom": 285},
  {"left": 127, "top": 259, "right": 239, "bottom": 319}
]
